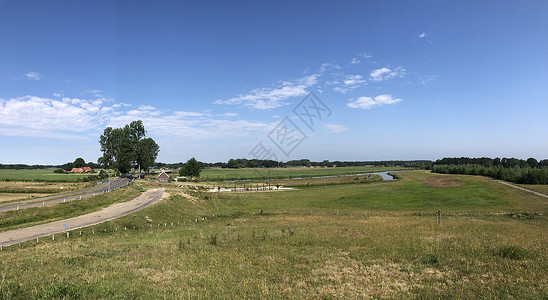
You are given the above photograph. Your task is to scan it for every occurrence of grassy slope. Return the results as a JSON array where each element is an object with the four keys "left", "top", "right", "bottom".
[{"left": 1, "top": 170, "right": 547, "bottom": 299}]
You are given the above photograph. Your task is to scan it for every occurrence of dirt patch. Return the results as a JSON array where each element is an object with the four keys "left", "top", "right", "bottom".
[{"left": 424, "top": 176, "right": 466, "bottom": 187}]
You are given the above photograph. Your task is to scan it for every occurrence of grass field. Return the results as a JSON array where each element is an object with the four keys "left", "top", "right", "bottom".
[
  {"left": 0, "top": 169, "right": 93, "bottom": 182},
  {"left": 199, "top": 166, "right": 410, "bottom": 180},
  {"left": 0, "top": 170, "right": 546, "bottom": 298}
]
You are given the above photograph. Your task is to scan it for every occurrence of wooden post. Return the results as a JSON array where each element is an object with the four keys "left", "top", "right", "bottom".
[
  {"left": 80, "top": 231, "right": 82, "bottom": 236},
  {"left": 66, "top": 232, "right": 70, "bottom": 238},
  {"left": 52, "top": 234, "right": 55, "bottom": 241},
  {"left": 43, "top": 201, "right": 45, "bottom": 207}
]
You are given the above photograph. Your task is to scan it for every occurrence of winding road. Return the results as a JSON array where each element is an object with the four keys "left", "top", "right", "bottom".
[{"left": 0, "top": 188, "right": 164, "bottom": 247}]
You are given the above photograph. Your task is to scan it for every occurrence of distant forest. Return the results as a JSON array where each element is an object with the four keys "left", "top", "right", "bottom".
[{"left": 431, "top": 157, "right": 548, "bottom": 184}]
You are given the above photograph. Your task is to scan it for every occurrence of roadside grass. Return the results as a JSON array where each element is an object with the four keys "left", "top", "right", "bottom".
[
  {"left": 0, "top": 170, "right": 547, "bottom": 298},
  {"left": 199, "top": 166, "right": 410, "bottom": 181},
  {"left": 516, "top": 184, "right": 548, "bottom": 196},
  {"left": 0, "top": 185, "right": 142, "bottom": 232}
]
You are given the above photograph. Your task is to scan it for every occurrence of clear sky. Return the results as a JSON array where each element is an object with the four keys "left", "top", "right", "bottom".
[{"left": 1, "top": 0, "right": 547, "bottom": 164}]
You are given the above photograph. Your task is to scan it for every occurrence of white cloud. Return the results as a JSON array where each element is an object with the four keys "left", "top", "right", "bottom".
[
  {"left": 332, "top": 75, "right": 366, "bottom": 93},
  {"left": 24, "top": 72, "right": 41, "bottom": 80},
  {"left": 347, "top": 94, "right": 403, "bottom": 109},
  {"left": 343, "top": 75, "right": 366, "bottom": 86},
  {"left": 370, "top": 67, "right": 406, "bottom": 82},
  {"left": 419, "top": 32, "right": 428, "bottom": 38},
  {"left": 53, "top": 93, "right": 63, "bottom": 97},
  {"left": 109, "top": 108, "right": 273, "bottom": 139},
  {"left": 324, "top": 123, "right": 348, "bottom": 133},
  {"left": 0, "top": 95, "right": 114, "bottom": 138},
  {"left": 350, "top": 58, "right": 361, "bottom": 65},
  {"left": 333, "top": 87, "right": 348, "bottom": 94},
  {"left": 214, "top": 74, "right": 318, "bottom": 110},
  {"left": 219, "top": 112, "right": 238, "bottom": 117},
  {"left": 362, "top": 52, "right": 373, "bottom": 59}
]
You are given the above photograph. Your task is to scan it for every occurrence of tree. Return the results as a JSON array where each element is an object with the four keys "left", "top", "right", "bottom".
[
  {"left": 73, "top": 157, "right": 86, "bottom": 168},
  {"left": 135, "top": 137, "right": 160, "bottom": 177},
  {"left": 527, "top": 158, "right": 538, "bottom": 168},
  {"left": 180, "top": 157, "right": 202, "bottom": 180},
  {"left": 98, "top": 120, "right": 159, "bottom": 176}
]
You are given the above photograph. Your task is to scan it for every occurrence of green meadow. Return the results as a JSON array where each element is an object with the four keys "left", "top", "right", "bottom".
[
  {"left": 199, "top": 165, "right": 410, "bottom": 180},
  {"left": 0, "top": 170, "right": 546, "bottom": 299},
  {"left": 0, "top": 169, "right": 91, "bottom": 182}
]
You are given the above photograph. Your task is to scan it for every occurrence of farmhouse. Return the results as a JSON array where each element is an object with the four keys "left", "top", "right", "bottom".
[
  {"left": 70, "top": 167, "right": 93, "bottom": 173},
  {"left": 158, "top": 170, "right": 169, "bottom": 183}
]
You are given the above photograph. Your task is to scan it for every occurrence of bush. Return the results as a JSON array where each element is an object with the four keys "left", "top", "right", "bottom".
[{"left": 496, "top": 246, "right": 528, "bottom": 260}]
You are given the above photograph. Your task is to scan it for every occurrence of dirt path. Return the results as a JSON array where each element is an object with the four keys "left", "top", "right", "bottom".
[
  {"left": 496, "top": 180, "right": 548, "bottom": 198},
  {"left": 0, "top": 188, "right": 164, "bottom": 247}
]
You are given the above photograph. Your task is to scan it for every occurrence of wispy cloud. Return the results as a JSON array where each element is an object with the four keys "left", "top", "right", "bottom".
[
  {"left": 347, "top": 94, "right": 403, "bottom": 109},
  {"left": 214, "top": 74, "right": 319, "bottom": 110},
  {"left": 419, "top": 32, "right": 428, "bottom": 38},
  {"left": 343, "top": 74, "right": 366, "bottom": 86},
  {"left": 24, "top": 72, "right": 41, "bottom": 80},
  {"left": 323, "top": 123, "right": 348, "bottom": 133},
  {"left": 0, "top": 94, "right": 275, "bottom": 141},
  {"left": 350, "top": 57, "right": 361, "bottom": 65},
  {"left": 332, "top": 74, "right": 366, "bottom": 93},
  {"left": 370, "top": 67, "right": 406, "bottom": 82},
  {"left": 84, "top": 89, "right": 103, "bottom": 97},
  {"left": 319, "top": 63, "right": 341, "bottom": 73}
]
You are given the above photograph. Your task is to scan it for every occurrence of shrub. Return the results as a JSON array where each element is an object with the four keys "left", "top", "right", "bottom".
[{"left": 496, "top": 246, "right": 528, "bottom": 260}]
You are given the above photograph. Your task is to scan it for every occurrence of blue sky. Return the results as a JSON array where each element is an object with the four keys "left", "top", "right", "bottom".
[{"left": 1, "top": 0, "right": 547, "bottom": 164}]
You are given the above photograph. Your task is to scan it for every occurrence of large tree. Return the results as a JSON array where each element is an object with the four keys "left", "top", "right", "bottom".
[
  {"left": 98, "top": 120, "right": 159, "bottom": 176},
  {"left": 180, "top": 157, "right": 202, "bottom": 180},
  {"left": 135, "top": 137, "right": 160, "bottom": 176},
  {"left": 73, "top": 157, "right": 86, "bottom": 168}
]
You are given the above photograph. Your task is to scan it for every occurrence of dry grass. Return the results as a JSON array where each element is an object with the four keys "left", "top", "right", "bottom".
[
  {"left": 424, "top": 176, "right": 467, "bottom": 187},
  {"left": 0, "top": 193, "right": 51, "bottom": 203}
]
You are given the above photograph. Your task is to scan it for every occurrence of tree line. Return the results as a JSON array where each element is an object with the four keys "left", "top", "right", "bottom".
[
  {"left": 159, "top": 158, "right": 432, "bottom": 170},
  {"left": 431, "top": 157, "right": 548, "bottom": 184}
]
